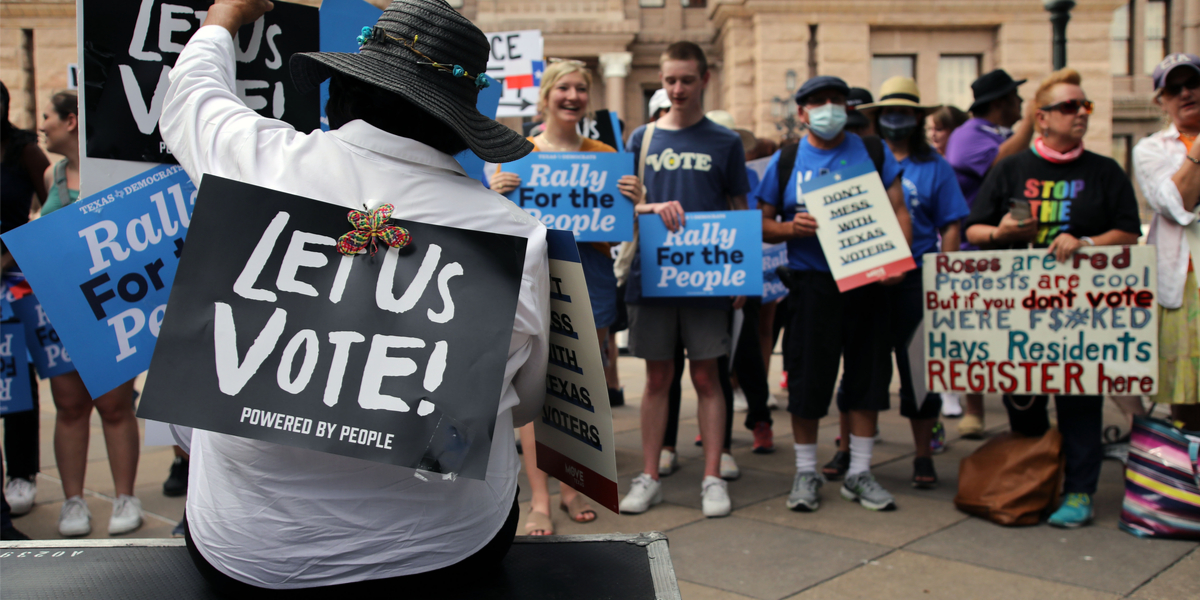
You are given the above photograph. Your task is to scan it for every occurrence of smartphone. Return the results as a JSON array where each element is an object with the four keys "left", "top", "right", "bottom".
[{"left": 1008, "top": 199, "right": 1032, "bottom": 222}]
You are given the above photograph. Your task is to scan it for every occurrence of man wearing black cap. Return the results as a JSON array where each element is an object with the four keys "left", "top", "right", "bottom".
[
  {"left": 844, "top": 87, "right": 875, "bottom": 137},
  {"left": 941, "top": 68, "right": 1036, "bottom": 439},
  {"left": 752, "top": 75, "right": 911, "bottom": 514},
  {"left": 160, "top": 0, "right": 549, "bottom": 591}
]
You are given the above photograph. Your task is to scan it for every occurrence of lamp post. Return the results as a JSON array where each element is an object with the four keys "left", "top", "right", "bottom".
[
  {"left": 773, "top": 70, "right": 802, "bottom": 141},
  {"left": 1044, "top": 0, "right": 1076, "bottom": 70}
]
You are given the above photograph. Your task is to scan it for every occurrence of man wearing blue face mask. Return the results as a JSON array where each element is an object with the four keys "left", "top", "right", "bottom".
[{"left": 754, "top": 75, "right": 912, "bottom": 513}]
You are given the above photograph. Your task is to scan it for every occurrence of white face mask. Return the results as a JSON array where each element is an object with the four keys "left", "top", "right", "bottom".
[{"left": 806, "top": 103, "right": 847, "bottom": 140}]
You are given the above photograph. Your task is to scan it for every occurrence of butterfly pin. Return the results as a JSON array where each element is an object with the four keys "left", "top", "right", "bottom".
[{"left": 337, "top": 203, "right": 411, "bottom": 256}]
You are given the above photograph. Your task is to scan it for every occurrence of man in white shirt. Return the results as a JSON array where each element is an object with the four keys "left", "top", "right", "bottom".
[{"left": 159, "top": 0, "right": 548, "bottom": 592}]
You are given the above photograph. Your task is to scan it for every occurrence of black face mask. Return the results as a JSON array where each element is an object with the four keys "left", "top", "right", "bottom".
[{"left": 879, "top": 112, "right": 918, "bottom": 142}]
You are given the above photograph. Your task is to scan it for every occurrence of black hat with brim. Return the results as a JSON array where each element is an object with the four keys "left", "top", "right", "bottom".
[
  {"left": 968, "top": 69, "right": 1027, "bottom": 114},
  {"left": 290, "top": 0, "right": 532, "bottom": 164}
]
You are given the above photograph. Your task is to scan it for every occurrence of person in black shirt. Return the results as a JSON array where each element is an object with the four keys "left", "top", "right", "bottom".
[{"left": 964, "top": 69, "right": 1141, "bottom": 529}]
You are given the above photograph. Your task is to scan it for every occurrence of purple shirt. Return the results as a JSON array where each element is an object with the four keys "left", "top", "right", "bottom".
[{"left": 944, "top": 117, "right": 1011, "bottom": 249}]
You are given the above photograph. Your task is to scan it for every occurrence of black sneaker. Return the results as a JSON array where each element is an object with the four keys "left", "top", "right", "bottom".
[
  {"left": 821, "top": 450, "right": 850, "bottom": 481},
  {"left": 163, "top": 457, "right": 189, "bottom": 497},
  {"left": 608, "top": 387, "right": 625, "bottom": 407}
]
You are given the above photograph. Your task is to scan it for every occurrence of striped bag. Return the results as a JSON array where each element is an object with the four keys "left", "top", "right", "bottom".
[{"left": 1119, "top": 416, "right": 1200, "bottom": 539}]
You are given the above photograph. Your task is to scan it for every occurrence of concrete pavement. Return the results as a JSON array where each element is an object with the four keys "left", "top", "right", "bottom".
[{"left": 3, "top": 354, "right": 1196, "bottom": 599}]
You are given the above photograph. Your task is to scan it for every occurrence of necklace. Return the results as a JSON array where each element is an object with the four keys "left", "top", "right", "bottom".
[{"left": 536, "top": 133, "right": 582, "bottom": 152}]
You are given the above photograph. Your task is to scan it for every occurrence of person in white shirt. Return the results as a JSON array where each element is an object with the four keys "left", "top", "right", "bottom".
[
  {"left": 1133, "top": 53, "right": 1200, "bottom": 431},
  {"left": 159, "top": 0, "right": 548, "bottom": 593}
]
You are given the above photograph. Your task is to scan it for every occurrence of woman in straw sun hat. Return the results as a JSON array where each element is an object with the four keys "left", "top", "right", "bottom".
[{"left": 160, "top": 0, "right": 550, "bottom": 592}]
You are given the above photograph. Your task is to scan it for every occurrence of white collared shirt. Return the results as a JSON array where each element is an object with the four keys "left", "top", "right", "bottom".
[
  {"left": 160, "top": 26, "right": 549, "bottom": 588},
  {"left": 1133, "top": 124, "right": 1197, "bottom": 308}
]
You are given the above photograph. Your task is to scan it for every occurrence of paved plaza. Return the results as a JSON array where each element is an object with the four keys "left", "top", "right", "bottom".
[{"left": 4, "top": 354, "right": 1197, "bottom": 599}]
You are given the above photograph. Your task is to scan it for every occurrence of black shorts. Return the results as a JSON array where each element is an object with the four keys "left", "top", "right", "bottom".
[{"left": 785, "top": 270, "right": 893, "bottom": 419}]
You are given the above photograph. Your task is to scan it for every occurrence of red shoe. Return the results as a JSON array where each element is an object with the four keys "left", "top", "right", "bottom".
[
  {"left": 752, "top": 422, "right": 774, "bottom": 454},
  {"left": 780, "top": 370, "right": 789, "bottom": 390}
]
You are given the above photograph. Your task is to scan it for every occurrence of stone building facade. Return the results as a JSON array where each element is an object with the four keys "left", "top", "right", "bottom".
[{"left": 4, "top": 0, "right": 1198, "bottom": 163}]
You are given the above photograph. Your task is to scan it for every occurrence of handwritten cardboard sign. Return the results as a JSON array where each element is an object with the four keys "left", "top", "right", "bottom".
[
  {"left": 2, "top": 164, "right": 196, "bottom": 397},
  {"left": 922, "top": 247, "right": 1158, "bottom": 396},
  {"left": 800, "top": 161, "right": 915, "bottom": 292},
  {"left": 535, "top": 230, "right": 619, "bottom": 513},
  {"left": 639, "top": 211, "right": 764, "bottom": 297},
  {"left": 81, "top": 0, "right": 319, "bottom": 164},
  {"left": 503, "top": 152, "right": 635, "bottom": 242},
  {"left": 136, "top": 177, "right": 525, "bottom": 479}
]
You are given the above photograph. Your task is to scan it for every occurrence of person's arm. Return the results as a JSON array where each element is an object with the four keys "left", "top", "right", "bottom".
[
  {"left": 887, "top": 177, "right": 912, "bottom": 246},
  {"left": 509, "top": 231, "right": 550, "bottom": 427},
  {"left": 636, "top": 200, "right": 684, "bottom": 231},
  {"left": 728, "top": 194, "right": 748, "bottom": 211},
  {"left": 992, "top": 101, "right": 1036, "bottom": 167},
  {"left": 1133, "top": 134, "right": 1200, "bottom": 223},
  {"left": 963, "top": 163, "right": 1036, "bottom": 247},
  {"left": 20, "top": 143, "right": 50, "bottom": 204},
  {"left": 160, "top": 0, "right": 287, "bottom": 184},
  {"left": 617, "top": 175, "right": 644, "bottom": 204},
  {"left": 42, "top": 163, "right": 53, "bottom": 202},
  {"left": 939, "top": 222, "right": 961, "bottom": 254}
]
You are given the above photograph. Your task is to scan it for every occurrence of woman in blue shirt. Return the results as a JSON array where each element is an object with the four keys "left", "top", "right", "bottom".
[{"left": 828, "top": 77, "right": 969, "bottom": 488}]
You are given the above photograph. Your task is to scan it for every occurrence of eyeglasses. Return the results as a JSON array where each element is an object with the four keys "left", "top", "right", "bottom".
[
  {"left": 1039, "top": 99, "right": 1094, "bottom": 115},
  {"left": 1161, "top": 74, "right": 1200, "bottom": 97}
]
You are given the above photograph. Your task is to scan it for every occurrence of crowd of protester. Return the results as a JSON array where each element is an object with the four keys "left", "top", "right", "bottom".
[{"left": 1, "top": 0, "right": 1198, "bottom": 590}]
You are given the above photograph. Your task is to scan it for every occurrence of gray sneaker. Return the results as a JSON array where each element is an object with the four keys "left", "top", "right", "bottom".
[
  {"left": 786, "top": 470, "right": 824, "bottom": 511},
  {"left": 841, "top": 471, "right": 897, "bottom": 511}
]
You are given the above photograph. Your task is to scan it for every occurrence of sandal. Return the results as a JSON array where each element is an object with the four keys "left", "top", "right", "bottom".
[
  {"left": 560, "top": 495, "right": 597, "bottom": 524},
  {"left": 821, "top": 450, "right": 850, "bottom": 481},
  {"left": 912, "top": 457, "right": 938, "bottom": 489},
  {"left": 523, "top": 509, "right": 553, "bottom": 536}
]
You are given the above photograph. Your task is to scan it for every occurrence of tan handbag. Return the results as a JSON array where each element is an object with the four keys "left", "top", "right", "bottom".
[
  {"left": 613, "top": 123, "right": 655, "bottom": 286},
  {"left": 954, "top": 428, "right": 1063, "bottom": 526}
]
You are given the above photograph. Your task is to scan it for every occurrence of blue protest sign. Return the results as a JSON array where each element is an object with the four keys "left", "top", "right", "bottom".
[
  {"left": 1, "top": 165, "right": 197, "bottom": 397},
  {"left": 503, "top": 152, "right": 634, "bottom": 242},
  {"left": 762, "top": 243, "right": 789, "bottom": 303},
  {"left": 11, "top": 293, "right": 76, "bottom": 379},
  {"left": 639, "top": 211, "right": 764, "bottom": 297},
  {"left": 1, "top": 321, "right": 34, "bottom": 415}
]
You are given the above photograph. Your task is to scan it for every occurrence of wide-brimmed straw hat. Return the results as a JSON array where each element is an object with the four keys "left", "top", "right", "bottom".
[
  {"left": 290, "top": 0, "right": 532, "bottom": 163},
  {"left": 705, "top": 110, "right": 757, "bottom": 156},
  {"left": 858, "top": 77, "right": 940, "bottom": 117}
]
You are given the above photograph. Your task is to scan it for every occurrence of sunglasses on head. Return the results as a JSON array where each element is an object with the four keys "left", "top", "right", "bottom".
[
  {"left": 1161, "top": 74, "right": 1200, "bottom": 97},
  {"left": 1040, "top": 99, "right": 1094, "bottom": 115}
]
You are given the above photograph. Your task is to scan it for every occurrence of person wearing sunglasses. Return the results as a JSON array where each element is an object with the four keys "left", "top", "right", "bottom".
[
  {"left": 964, "top": 68, "right": 1142, "bottom": 529},
  {"left": 1132, "top": 53, "right": 1200, "bottom": 432}
]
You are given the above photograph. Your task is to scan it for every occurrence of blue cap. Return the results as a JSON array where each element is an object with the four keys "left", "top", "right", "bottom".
[
  {"left": 794, "top": 76, "right": 850, "bottom": 104},
  {"left": 1152, "top": 53, "right": 1200, "bottom": 91}
]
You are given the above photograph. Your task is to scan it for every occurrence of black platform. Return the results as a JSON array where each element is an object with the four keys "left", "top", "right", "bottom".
[{"left": 0, "top": 532, "right": 680, "bottom": 599}]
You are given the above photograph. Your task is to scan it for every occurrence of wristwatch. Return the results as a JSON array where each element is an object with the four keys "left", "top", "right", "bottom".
[
  {"left": 1080, "top": 236, "right": 1095, "bottom": 246},
  {"left": 1188, "top": 154, "right": 1200, "bottom": 165}
]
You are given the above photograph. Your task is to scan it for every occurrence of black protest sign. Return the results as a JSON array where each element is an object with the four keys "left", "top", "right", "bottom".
[
  {"left": 82, "top": 0, "right": 319, "bottom": 164},
  {"left": 137, "top": 177, "right": 526, "bottom": 479}
]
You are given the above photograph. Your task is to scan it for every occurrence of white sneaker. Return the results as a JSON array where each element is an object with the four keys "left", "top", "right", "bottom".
[
  {"left": 720, "top": 452, "right": 741, "bottom": 480},
  {"left": 5, "top": 477, "right": 36, "bottom": 516},
  {"left": 658, "top": 448, "right": 679, "bottom": 477},
  {"left": 941, "top": 393, "right": 963, "bottom": 417},
  {"left": 766, "top": 394, "right": 780, "bottom": 409},
  {"left": 701, "top": 476, "right": 731, "bottom": 517},
  {"left": 58, "top": 496, "right": 92, "bottom": 537},
  {"left": 733, "top": 388, "right": 748, "bottom": 412},
  {"left": 619, "top": 473, "right": 662, "bottom": 514},
  {"left": 108, "top": 495, "right": 143, "bottom": 535}
]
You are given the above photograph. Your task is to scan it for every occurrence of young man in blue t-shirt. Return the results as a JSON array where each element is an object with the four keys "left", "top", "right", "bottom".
[
  {"left": 755, "top": 76, "right": 912, "bottom": 513},
  {"left": 618, "top": 42, "right": 750, "bottom": 519}
]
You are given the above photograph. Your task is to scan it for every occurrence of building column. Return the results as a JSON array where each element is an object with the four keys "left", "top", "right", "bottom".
[{"left": 599, "top": 52, "right": 633, "bottom": 120}]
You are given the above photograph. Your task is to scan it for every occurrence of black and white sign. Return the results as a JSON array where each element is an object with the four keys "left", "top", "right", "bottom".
[
  {"left": 137, "top": 177, "right": 526, "bottom": 479},
  {"left": 81, "top": 0, "right": 319, "bottom": 164}
]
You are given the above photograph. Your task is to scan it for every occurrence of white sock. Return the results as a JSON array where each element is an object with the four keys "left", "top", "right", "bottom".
[
  {"left": 794, "top": 443, "right": 818, "bottom": 473},
  {"left": 848, "top": 434, "right": 874, "bottom": 477}
]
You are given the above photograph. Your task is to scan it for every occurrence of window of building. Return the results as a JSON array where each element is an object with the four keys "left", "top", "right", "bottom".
[
  {"left": 1112, "top": 135, "right": 1132, "bottom": 172},
  {"left": 444, "top": 0, "right": 463, "bottom": 7},
  {"left": 1144, "top": 0, "right": 1169, "bottom": 75},
  {"left": 681, "top": 0, "right": 707, "bottom": 7},
  {"left": 938, "top": 55, "right": 980, "bottom": 111},
  {"left": 871, "top": 55, "right": 915, "bottom": 98},
  {"left": 1111, "top": 2, "right": 1132, "bottom": 76},
  {"left": 639, "top": 0, "right": 666, "bottom": 7}
]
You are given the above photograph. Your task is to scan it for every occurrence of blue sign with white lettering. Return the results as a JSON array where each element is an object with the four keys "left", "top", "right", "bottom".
[
  {"left": 1, "top": 164, "right": 197, "bottom": 397},
  {"left": 639, "top": 211, "right": 763, "bottom": 297},
  {"left": 10, "top": 293, "right": 76, "bottom": 379},
  {"left": 762, "top": 243, "right": 789, "bottom": 303},
  {"left": 0, "top": 321, "right": 34, "bottom": 415},
  {"left": 503, "top": 152, "right": 634, "bottom": 242}
]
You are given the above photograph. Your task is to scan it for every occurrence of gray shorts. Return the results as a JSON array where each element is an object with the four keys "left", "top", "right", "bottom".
[{"left": 627, "top": 304, "right": 730, "bottom": 361}]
